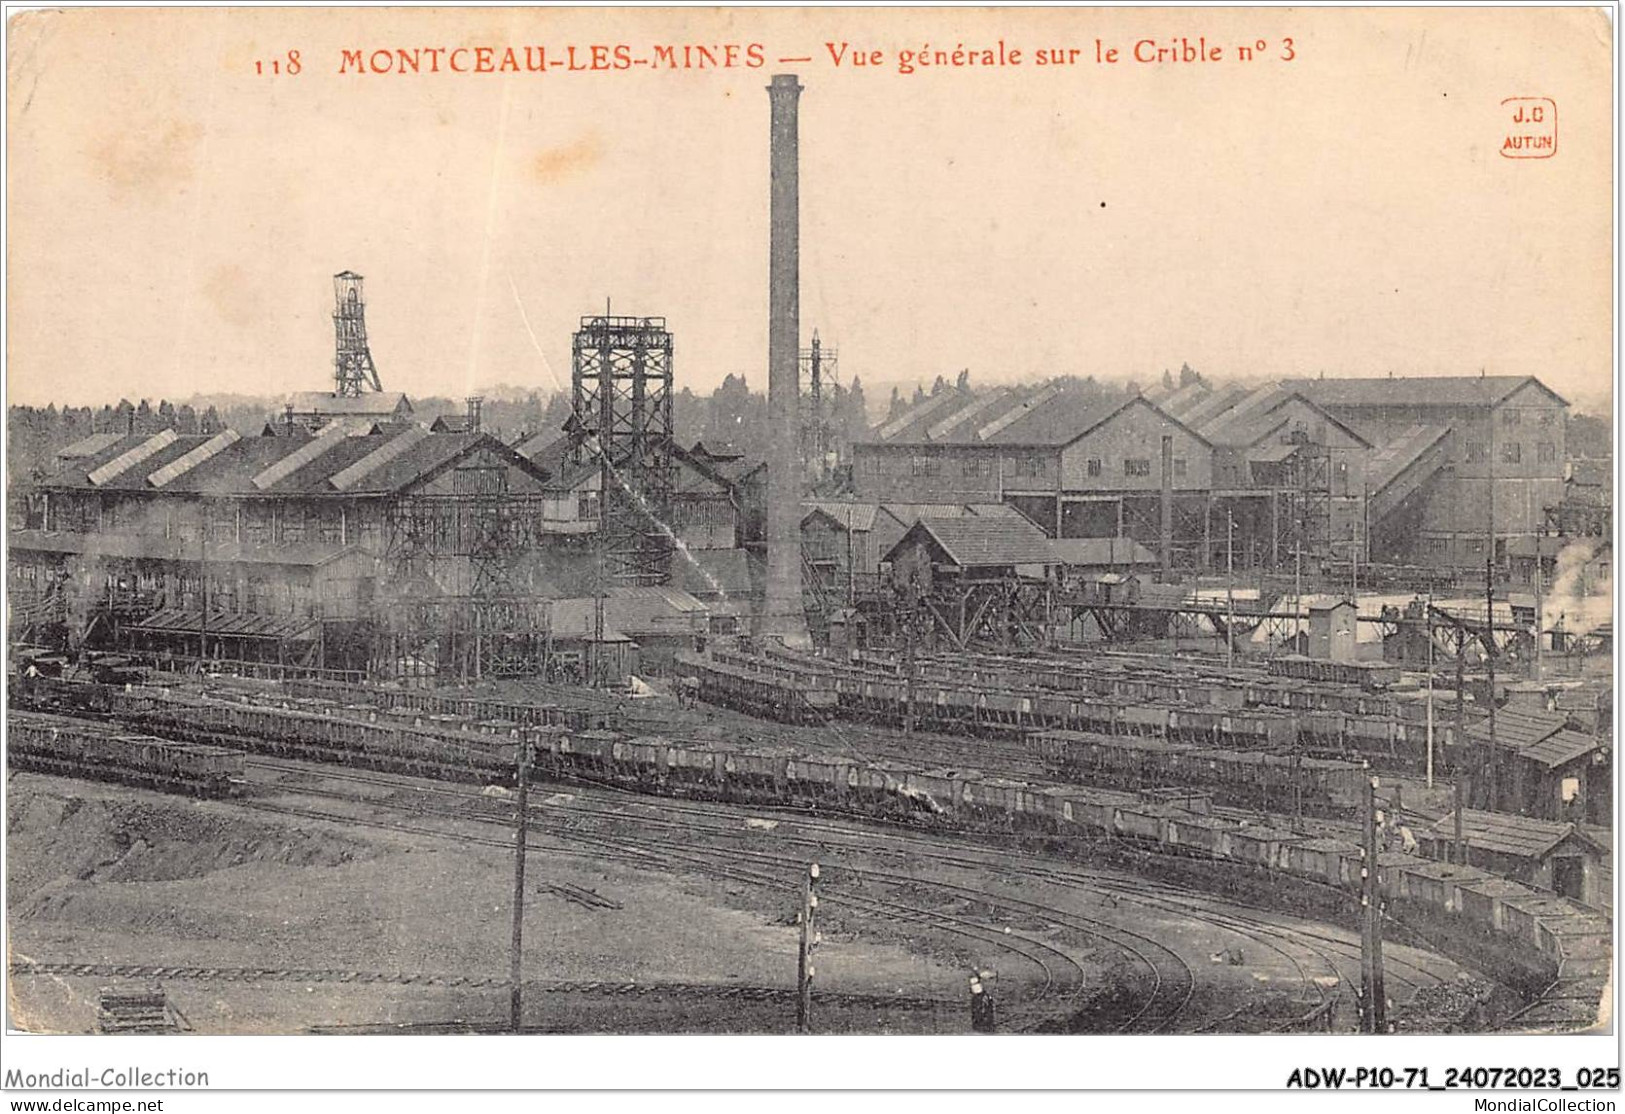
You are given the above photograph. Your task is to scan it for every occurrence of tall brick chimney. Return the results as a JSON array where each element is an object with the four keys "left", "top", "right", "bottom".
[{"left": 762, "top": 74, "right": 810, "bottom": 645}]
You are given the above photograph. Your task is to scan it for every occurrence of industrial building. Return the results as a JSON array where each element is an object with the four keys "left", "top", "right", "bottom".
[
  {"left": 851, "top": 373, "right": 1572, "bottom": 574},
  {"left": 8, "top": 276, "right": 765, "bottom": 683}
]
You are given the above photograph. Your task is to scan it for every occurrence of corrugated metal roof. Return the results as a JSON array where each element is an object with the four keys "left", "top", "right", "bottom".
[
  {"left": 1157, "top": 382, "right": 1214, "bottom": 419},
  {"left": 289, "top": 391, "right": 413, "bottom": 416},
  {"left": 87, "top": 430, "right": 180, "bottom": 486},
  {"left": 803, "top": 501, "right": 880, "bottom": 532},
  {"left": 135, "top": 608, "right": 319, "bottom": 641},
  {"left": 876, "top": 393, "right": 960, "bottom": 441},
  {"left": 1174, "top": 384, "right": 1252, "bottom": 429},
  {"left": 147, "top": 429, "right": 242, "bottom": 488},
  {"left": 926, "top": 391, "right": 1012, "bottom": 440},
  {"left": 58, "top": 432, "right": 126, "bottom": 460},
  {"left": 896, "top": 514, "right": 1054, "bottom": 568},
  {"left": 1463, "top": 707, "right": 1568, "bottom": 749},
  {"left": 251, "top": 426, "right": 352, "bottom": 491},
  {"left": 1283, "top": 375, "right": 1564, "bottom": 409},
  {"left": 328, "top": 427, "right": 431, "bottom": 491},
  {"left": 1196, "top": 384, "right": 1287, "bottom": 439},
  {"left": 1368, "top": 424, "right": 1452, "bottom": 494},
  {"left": 1428, "top": 809, "right": 1587, "bottom": 860},
  {"left": 1518, "top": 729, "right": 1601, "bottom": 770}
]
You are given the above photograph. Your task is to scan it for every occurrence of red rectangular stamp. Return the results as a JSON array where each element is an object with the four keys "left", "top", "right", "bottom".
[{"left": 1500, "top": 96, "right": 1557, "bottom": 158}]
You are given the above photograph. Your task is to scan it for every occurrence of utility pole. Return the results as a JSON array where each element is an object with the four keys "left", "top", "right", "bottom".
[
  {"left": 1485, "top": 554, "right": 1498, "bottom": 811},
  {"left": 1533, "top": 545, "right": 1545, "bottom": 682},
  {"left": 1360, "top": 772, "right": 1387, "bottom": 1034},
  {"left": 198, "top": 526, "right": 209, "bottom": 671},
  {"left": 509, "top": 740, "right": 532, "bottom": 1032},
  {"left": 1454, "top": 615, "right": 1467, "bottom": 864},
  {"left": 1485, "top": 396, "right": 1498, "bottom": 811},
  {"left": 796, "top": 862, "right": 821, "bottom": 1033},
  {"left": 1225, "top": 510, "right": 1235, "bottom": 668},
  {"left": 1425, "top": 592, "right": 1435, "bottom": 790}
]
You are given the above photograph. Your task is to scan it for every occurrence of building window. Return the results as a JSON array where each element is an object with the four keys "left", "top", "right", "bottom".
[
  {"left": 578, "top": 492, "right": 601, "bottom": 520},
  {"left": 911, "top": 454, "right": 939, "bottom": 477},
  {"left": 1172, "top": 458, "right": 1188, "bottom": 479},
  {"left": 1123, "top": 458, "right": 1152, "bottom": 478},
  {"left": 1537, "top": 441, "right": 1556, "bottom": 463},
  {"left": 1501, "top": 442, "right": 1522, "bottom": 464},
  {"left": 1501, "top": 409, "right": 1521, "bottom": 427},
  {"left": 1465, "top": 537, "right": 1484, "bottom": 554},
  {"left": 961, "top": 456, "right": 991, "bottom": 478},
  {"left": 1086, "top": 458, "right": 1102, "bottom": 478},
  {"left": 1426, "top": 537, "right": 1450, "bottom": 556},
  {"left": 1464, "top": 442, "right": 1488, "bottom": 463}
]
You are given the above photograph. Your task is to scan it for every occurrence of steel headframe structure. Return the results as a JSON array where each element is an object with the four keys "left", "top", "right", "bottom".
[
  {"left": 332, "top": 271, "right": 384, "bottom": 397},
  {"left": 378, "top": 457, "right": 555, "bottom": 681},
  {"left": 571, "top": 314, "right": 676, "bottom": 585},
  {"left": 800, "top": 331, "right": 836, "bottom": 482}
]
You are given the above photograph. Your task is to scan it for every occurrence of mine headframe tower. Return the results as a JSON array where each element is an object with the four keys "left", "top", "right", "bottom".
[
  {"left": 332, "top": 271, "right": 384, "bottom": 396},
  {"left": 800, "top": 331, "right": 837, "bottom": 481},
  {"left": 570, "top": 314, "right": 676, "bottom": 585}
]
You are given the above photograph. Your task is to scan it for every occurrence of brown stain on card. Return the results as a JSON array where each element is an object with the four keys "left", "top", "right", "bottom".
[
  {"left": 91, "top": 117, "right": 203, "bottom": 195},
  {"left": 531, "top": 135, "right": 602, "bottom": 185}
]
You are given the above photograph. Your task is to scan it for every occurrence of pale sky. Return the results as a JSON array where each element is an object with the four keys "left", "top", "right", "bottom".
[{"left": 6, "top": 7, "right": 1615, "bottom": 412}]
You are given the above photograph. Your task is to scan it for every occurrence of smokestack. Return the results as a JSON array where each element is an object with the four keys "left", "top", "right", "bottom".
[
  {"left": 466, "top": 395, "right": 483, "bottom": 434},
  {"left": 763, "top": 73, "right": 810, "bottom": 645}
]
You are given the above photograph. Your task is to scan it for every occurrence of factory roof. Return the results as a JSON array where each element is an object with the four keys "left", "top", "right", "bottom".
[
  {"left": 288, "top": 391, "right": 414, "bottom": 416},
  {"left": 803, "top": 501, "right": 881, "bottom": 533},
  {"left": 34, "top": 427, "right": 550, "bottom": 498},
  {"left": 1281, "top": 375, "right": 1567, "bottom": 409},
  {"left": 1517, "top": 729, "right": 1602, "bottom": 770},
  {"left": 1461, "top": 707, "right": 1570, "bottom": 750},
  {"left": 861, "top": 387, "right": 1209, "bottom": 449},
  {"left": 135, "top": 608, "right": 320, "bottom": 641},
  {"left": 8, "top": 530, "right": 367, "bottom": 569},
  {"left": 1368, "top": 424, "right": 1453, "bottom": 494},
  {"left": 885, "top": 514, "right": 1054, "bottom": 569},
  {"left": 57, "top": 431, "right": 127, "bottom": 460},
  {"left": 1427, "top": 810, "right": 1603, "bottom": 861}
]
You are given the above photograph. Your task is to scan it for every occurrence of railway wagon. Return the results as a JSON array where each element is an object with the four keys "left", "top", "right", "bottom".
[
  {"left": 10, "top": 713, "right": 244, "bottom": 797},
  {"left": 902, "top": 768, "right": 981, "bottom": 813},
  {"left": 1164, "top": 811, "right": 1232, "bottom": 857},
  {"left": 1266, "top": 655, "right": 1402, "bottom": 691},
  {"left": 1283, "top": 837, "right": 1362, "bottom": 888},
  {"left": 614, "top": 736, "right": 673, "bottom": 787},
  {"left": 1114, "top": 802, "right": 1175, "bottom": 844},
  {"left": 1226, "top": 826, "right": 1304, "bottom": 871},
  {"left": 786, "top": 753, "right": 852, "bottom": 806}
]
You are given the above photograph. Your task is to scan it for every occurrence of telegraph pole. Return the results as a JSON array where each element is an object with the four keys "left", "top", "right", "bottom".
[
  {"left": 1485, "top": 554, "right": 1498, "bottom": 810},
  {"left": 796, "top": 862, "right": 821, "bottom": 1033},
  {"left": 509, "top": 740, "right": 532, "bottom": 1032},
  {"left": 1225, "top": 510, "right": 1235, "bottom": 668},
  {"left": 1453, "top": 616, "right": 1468, "bottom": 864},
  {"left": 1360, "top": 772, "right": 1387, "bottom": 1034},
  {"left": 1425, "top": 592, "right": 1435, "bottom": 790}
]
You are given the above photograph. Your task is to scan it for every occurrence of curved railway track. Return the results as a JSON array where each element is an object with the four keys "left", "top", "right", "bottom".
[{"left": 242, "top": 756, "right": 1455, "bottom": 1032}]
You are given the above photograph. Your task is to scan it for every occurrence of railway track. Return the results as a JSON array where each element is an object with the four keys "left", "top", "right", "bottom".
[
  {"left": 247, "top": 758, "right": 1359, "bottom": 1032},
  {"left": 237, "top": 771, "right": 1094, "bottom": 1031},
  {"left": 6, "top": 961, "right": 950, "bottom": 1011},
  {"left": 252, "top": 755, "right": 1470, "bottom": 1030}
]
